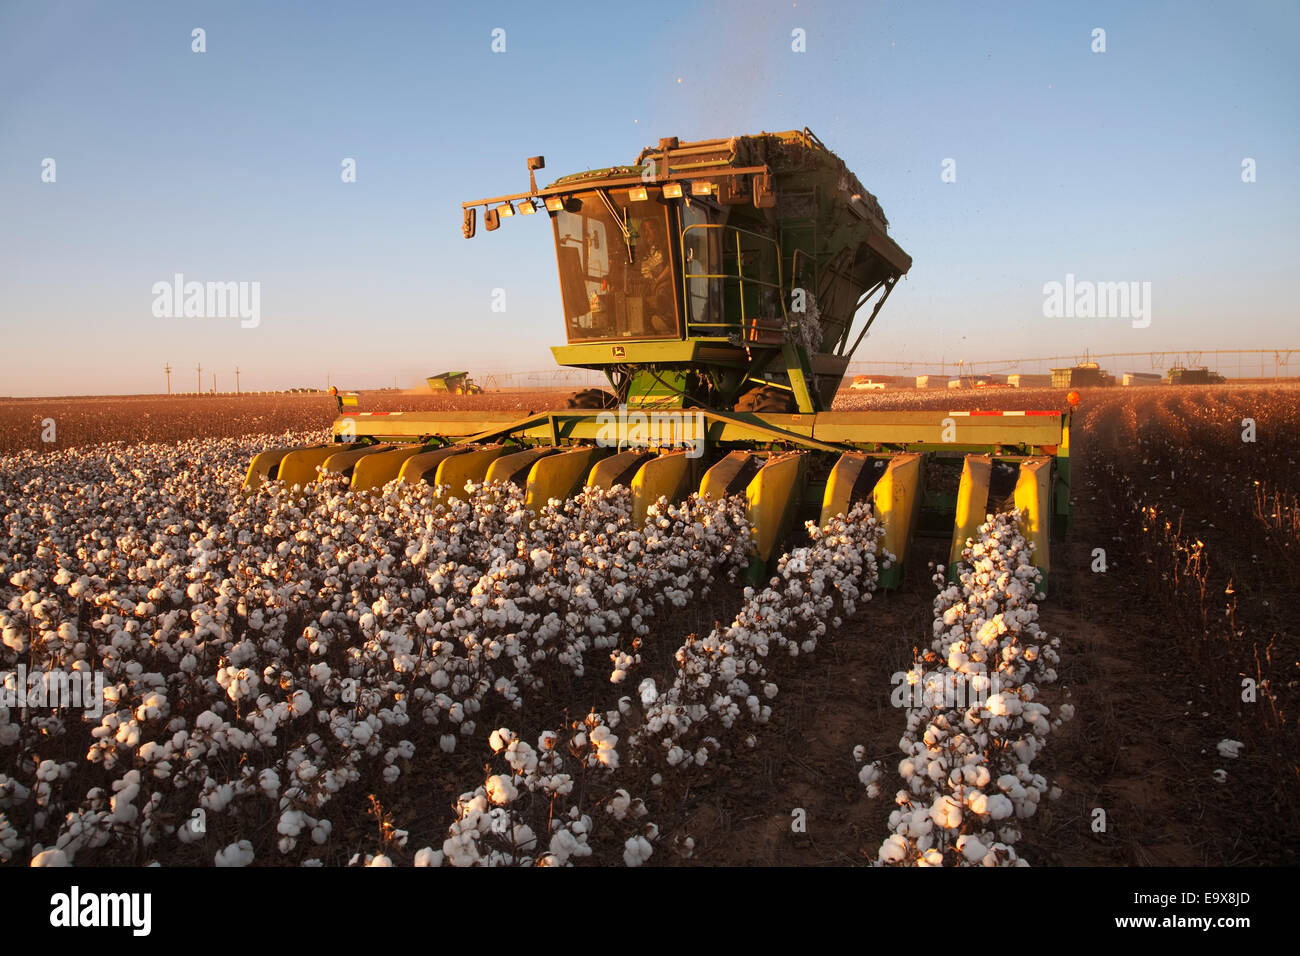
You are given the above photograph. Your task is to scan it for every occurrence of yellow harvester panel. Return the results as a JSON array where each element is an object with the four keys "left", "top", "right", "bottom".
[
  {"left": 631, "top": 451, "right": 692, "bottom": 527},
  {"left": 699, "top": 450, "right": 756, "bottom": 501},
  {"left": 320, "top": 444, "right": 395, "bottom": 481},
  {"left": 484, "top": 447, "right": 557, "bottom": 487},
  {"left": 349, "top": 445, "right": 426, "bottom": 491},
  {"left": 1013, "top": 457, "right": 1053, "bottom": 580},
  {"left": 819, "top": 452, "right": 872, "bottom": 528},
  {"left": 525, "top": 446, "right": 610, "bottom": 511},
  {"left": 872, "top": 453, "right": 923, "bottom": 568},
  {"left": 244, "top": 445, "right": 321, "bottom": 489},
  {"left": 745, "top": 452, "right": 807, "bottom": 562},
  {"left": 588, "top": 450, "right": 655, "bottom": 491},
  {"left": 949, "top": 455, "right": 993, "bottom": 569},
  {"left": 397, "top": 446, "right": 470, "bottom": 486},
  {"left": 433, "top": 444, "right": 508, "bottom": 500},
  {"left": 277, "top": 444, "right": 363, "bottom": 489}
]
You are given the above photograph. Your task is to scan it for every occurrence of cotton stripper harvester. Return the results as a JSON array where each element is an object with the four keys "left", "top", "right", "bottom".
[{"left": 244, "top": 129, "right": 1073, "bottom": 591}]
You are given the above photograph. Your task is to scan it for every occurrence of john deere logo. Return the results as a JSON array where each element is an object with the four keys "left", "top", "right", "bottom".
[{"left": 612, "top": 346, "right": 625, "bottom": 357}]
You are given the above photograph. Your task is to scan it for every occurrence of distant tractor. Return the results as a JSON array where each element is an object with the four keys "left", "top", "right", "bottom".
[
  {"left": 1167, "top": 366, "right": 1225, "bottom": 385},
  {"left": 1051, "top": 363, "right": 1114, "bottom": 388},
  {"left": 427, "top": 372, "right": 484, "bottom": 395}
]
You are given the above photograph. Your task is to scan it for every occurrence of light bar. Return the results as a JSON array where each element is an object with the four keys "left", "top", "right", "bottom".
[
  {"left": 663, "top": 182, "right": 683, "bottom": 198},
  {"left": 628, "top": 186, "right": 649, "bottom": 201}
]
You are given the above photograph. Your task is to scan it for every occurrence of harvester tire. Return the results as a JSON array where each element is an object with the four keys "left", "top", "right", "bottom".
[
  {"left": 566, "top": 388, "right": 618, "bottom": 409},
  {"left": 734, "top": 385, "right": 796, "bottom": 413}
]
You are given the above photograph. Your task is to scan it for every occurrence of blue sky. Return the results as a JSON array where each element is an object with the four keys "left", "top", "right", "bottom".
[{"left": 1, "top": 0, "right": 1296, "bottom": 395}]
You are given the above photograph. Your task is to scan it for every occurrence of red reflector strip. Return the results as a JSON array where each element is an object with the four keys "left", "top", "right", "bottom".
[
  {"left": 946, "top": 410, "right": 1060, "bottom": 417},
  {"left": 355, "top": 412, "right": 399, "bottom": 416}
]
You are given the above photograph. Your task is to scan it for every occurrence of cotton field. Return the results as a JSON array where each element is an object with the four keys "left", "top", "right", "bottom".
[
  {"left": 7, "top": 385, "right": 1289, "bottom": 866},
  {"left": 0, "top": 431, "right": 928, "bottom": 867}
]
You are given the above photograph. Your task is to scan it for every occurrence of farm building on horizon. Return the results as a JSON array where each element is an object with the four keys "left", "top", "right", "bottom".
[
  {"left": 1122, "top": 371, "right": 1163, "bottom": 386},
  {"left": 1007, "top": 373, "right": 1052, "bottom": 388}
]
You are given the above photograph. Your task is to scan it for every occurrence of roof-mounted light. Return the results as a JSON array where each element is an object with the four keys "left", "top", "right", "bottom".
[
  {"left": 663, "top": 182, "right": 683, "bottom": 199},
  {"left": 691, "top": 181, "right": 714, "bottom": 196},
  {"left": 628, "top": 186, "right": 649, "bottom": 201},
  {"left": 519, "top": 199, "right": 536, "bottom": 215},
  {"left": 499, "top": 202, "right": 515, "bottom": 218},
  {"left": 545, "top": 196, "right": 564, "bottom": 212}
]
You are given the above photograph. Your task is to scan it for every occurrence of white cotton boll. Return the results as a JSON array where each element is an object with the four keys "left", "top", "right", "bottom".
[
  {"left": 878, "top": 834, "right": 907, "bottom": 864},
  {"left": 623, "top": 834, "right": 653, "bottom": 867},
  {"left": 986, "top": 794, "right": 1014, "bottom": 820},
  {"left": 1216, "top": 739, "right": 1243, "bottom": 759},
  {"left": 414, "top": 846, "right": 444, "bottom": 866},
  {"left": 929, "top": 795, "right": 963, "bottom": 830},
  {"left": 439, "top": 734, "right": 456, "bottom": 754},
  {"left": 638, "top": 678, "right": 658, "bottom": 708},
  {"left": 367, "top": 854, "right": 393, "bottom": 867},
  {"left": 606, "top": 789, "right": 632, "bottom": 821},
  {"left": 215, "top": 840, "right": 255, "bottom": 867},
  {"left": 1212, "top": 769, "right": 1227, "bottom": 784},
  {"left": 485, "top": 774, "right": 518, "bottom": 806},
  {"left": 258, "top": 769, "right": 280, "bottom": 798},
  {"left": 956, "top": 835, "right": 987, "bottom": 863},
  {"left": 31, "top": 848, "right": 70, "bottom": 867}
]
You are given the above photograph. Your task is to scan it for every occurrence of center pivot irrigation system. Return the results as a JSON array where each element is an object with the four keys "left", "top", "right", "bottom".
[{"left": 244, "top": 129, "right": 1073, "bottom": 590}]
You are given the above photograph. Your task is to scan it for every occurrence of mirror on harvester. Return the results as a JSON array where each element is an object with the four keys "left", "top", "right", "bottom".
[
  {"left": 484, "top": 207, "right": 500, "bottom": 231},
  {"left": 462, "top": 207, "right": 476, "bottom": 239}
]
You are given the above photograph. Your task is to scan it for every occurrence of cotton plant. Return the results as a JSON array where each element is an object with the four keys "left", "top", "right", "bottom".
[
  {"left": 630, "top": 503, "right": 882, "bottom": 769},
  {"left": 434, "top": 720, "right": 656, "bottom": 867},
  {"left": 875, "top": 510, "right": 1073, "bottom": 867},
  {"left": 0, "top": 433, "right": 759, "bottom": 865}
]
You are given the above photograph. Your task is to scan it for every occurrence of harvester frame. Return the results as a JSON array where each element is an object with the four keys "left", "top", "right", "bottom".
[{"left": 245, "top": 129, "right": 1074, "bottom": 593}]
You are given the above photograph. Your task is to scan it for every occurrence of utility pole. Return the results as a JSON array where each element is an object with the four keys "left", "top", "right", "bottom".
[
  {"left": 196, "top": 362, "right": 202, "bottom": 394},
  {"left": 164, "top": 363, "right": 172, "bottom": 395},
  {"left": 212, "top": 372, "right": 216, "bottom": 394},
  {"left": 235, "top": 366, "right": 241, "bottom": 394}
]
